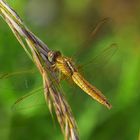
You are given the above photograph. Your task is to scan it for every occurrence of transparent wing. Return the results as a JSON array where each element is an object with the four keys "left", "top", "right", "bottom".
[
  {"left": 0, "top": 68, "right": 37, "bottom": 79},
  {"left": 0, "top": 70, "right": 45, "bottom": 113},
  {"left": 0, "top": 68, "right": 39, "bottom": 95},
  {"left": 0, "top": 70, "right": 59, "bottom": 112},
  {"left": 11, "top": 86, "right": 45, "bottom": 112},
  {"left": 73, "top": 17, "right": 111, "bottom": 58},
  {"left": 71, "top": 17, "right": 117, "bottom": 71},
  {"left": 79, "top": 43, "right": 118, "bottom": 69}
]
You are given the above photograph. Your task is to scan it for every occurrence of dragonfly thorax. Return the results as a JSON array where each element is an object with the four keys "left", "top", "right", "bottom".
[
  {"left": 55, "top": 56, "right": 78, "bottom": 77},
  {"left": 48, "top": 50, "right": 78, "bottom": 76}
]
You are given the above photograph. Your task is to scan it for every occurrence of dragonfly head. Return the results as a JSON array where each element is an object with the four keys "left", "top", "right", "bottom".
[{"left": 48, "top": 50, "right": 61, "bottom": 63}]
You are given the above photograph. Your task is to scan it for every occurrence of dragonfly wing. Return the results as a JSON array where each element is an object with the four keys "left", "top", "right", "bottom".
[
  {"left": 0, "top": 68, "right": 39, "bottom": 95},
  {"left": 0, "top": 68, "right": 37, "bottom": 79},
  {"left": 12, "top": 86, "right": 45, "bottom": 112},
  {"left": 73, "top": 17, "right": 111, "bottom": 59},
  {"left": 79, "top": 43, "right": 118, "bottom": 70}
]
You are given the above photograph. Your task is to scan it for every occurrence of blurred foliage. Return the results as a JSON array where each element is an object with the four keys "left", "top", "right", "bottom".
[{"left": 0, "top": 0, "right": 140, "bottom": 140}]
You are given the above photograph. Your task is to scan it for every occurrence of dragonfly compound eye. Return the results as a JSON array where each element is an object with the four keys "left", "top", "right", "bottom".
[{"left": 48, "top": 50, "right": 61, "bottom": 63}]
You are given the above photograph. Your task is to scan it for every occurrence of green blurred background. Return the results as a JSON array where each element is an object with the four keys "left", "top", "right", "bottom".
[{"left": 0, "top": 0, "right": 140, "bottom": 140}]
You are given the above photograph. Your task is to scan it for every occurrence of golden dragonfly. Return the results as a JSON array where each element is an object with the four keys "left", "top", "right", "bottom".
[
  {"left": 47, "top": 50, "right": 112, "bottom": 109},
  {"left": 0, "top": 43, "right": 116, "bottom": 110},
  {"left": 0, "top": 0, "right": 117, "bottom": 139}
]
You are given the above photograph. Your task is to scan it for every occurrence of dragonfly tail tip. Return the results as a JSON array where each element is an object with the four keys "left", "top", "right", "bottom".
[{"left": 105, "top": 101, "right": 112, "bottom": 109}]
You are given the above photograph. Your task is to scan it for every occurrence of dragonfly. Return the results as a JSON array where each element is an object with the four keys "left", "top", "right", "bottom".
[
  {"left": 0, "top": 0, "right": 117, "bottom": 139},
  {"left": 0, "top": 9, "right": 115, "bottom": 110},
  {"left": 0, "top": 43, "right": 117, "bottom": 111},
  {"left": 46, "top": 50, "right": 112, "bottom": 109}
]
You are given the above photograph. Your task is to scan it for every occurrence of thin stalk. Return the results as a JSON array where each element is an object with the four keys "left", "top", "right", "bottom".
[{"left": 0, "top": 0, "right": 79, "bottom": 140}]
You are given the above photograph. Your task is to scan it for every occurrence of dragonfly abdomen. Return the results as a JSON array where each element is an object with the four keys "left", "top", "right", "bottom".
[{"left": 72, "top": 72, "right": 112, "bottom": 109}]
